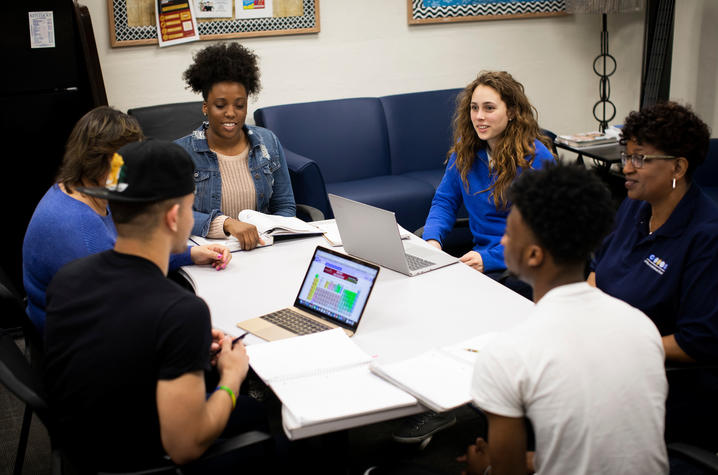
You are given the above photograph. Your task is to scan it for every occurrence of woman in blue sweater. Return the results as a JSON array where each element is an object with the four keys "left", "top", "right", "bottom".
[
  {"left": 394, "top": 72, "right": 555, "bottom": 444},
  {"left": 23, "top": 107, "right": 231, "bottom": 332},
  {"left": 422, "top": 71, "right": 555, "bottom": 278}
]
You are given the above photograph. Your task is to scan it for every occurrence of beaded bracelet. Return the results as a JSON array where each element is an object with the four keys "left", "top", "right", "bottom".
[{"left": 216, "top": 385, "right": 236, "bottom": 409}]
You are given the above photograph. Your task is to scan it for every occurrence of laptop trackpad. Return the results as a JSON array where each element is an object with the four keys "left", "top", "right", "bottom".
[
  {"left": 239, "top": 318, "right": 296, "bottom": 341},
  {"left": 404, "top": 242, "right": 437, "bottom": 259}
]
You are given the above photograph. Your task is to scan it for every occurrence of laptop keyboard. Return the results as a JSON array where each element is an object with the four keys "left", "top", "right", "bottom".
[
  {"left": 405, "top": 253, "right": 435, "bottom": 271},
  {"left": 261, "top": 309, "right": 332, "bottom": 335}
]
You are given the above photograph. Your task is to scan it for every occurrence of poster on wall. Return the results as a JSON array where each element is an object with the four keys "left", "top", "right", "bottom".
[
  {"left": 194, "top": 0, "right": 233, "bottom": 18},
  {"left": 235, "top": 0, "right": 274, "bottom": 19},
  {"left": 109, "top": 0, "right": 318, "bottom": 47},
  {"left": 155, "top": 0, "right": 200, "bottom": 47}
]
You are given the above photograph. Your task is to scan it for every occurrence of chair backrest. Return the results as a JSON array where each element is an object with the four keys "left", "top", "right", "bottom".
[
  {"left": 254, "top": 97, "right": 391, "bottom": 183},
  {"left": 380, "top": 88, "right": 462, "bottom": 175},
  {"left": 0, "top": 330, "right": 50, "bottom": 425},
  {"left": 693, "top": 138, "right": 718, "bottom": 200},
  {"left": 0, "top": 268, "right": 44, "bottom": 368},
  {"left": 540, "top": 128, "right": 559, "bottom": 156},
  {"left": 128, "top": 101, "right": 204, "bottom": 142}
]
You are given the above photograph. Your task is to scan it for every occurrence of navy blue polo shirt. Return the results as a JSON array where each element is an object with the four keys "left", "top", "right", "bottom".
[{"left": 592, "top": 184, "right": 718, "bottom": 362}]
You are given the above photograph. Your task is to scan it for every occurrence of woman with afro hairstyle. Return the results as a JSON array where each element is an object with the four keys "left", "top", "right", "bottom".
[
  {"left": 176, "top": 42, "right": 295, "bottom": 250},
  {"left": 421, "top": 71, "right": 555, "bottom": 280},
  {"left": 589, "top": 102, "right": 718, "bottom": 449}
]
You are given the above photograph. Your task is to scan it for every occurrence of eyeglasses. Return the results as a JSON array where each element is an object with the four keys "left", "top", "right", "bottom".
[{"left": 620, "top": 152, "right": 676, "bottom": 169}]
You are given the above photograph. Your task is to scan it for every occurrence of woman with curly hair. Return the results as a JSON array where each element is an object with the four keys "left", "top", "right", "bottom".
[
  {"left": 589, "top": 102, "right": 718, "bottom": 449},
  {"left": 175, "top": 42, "right": 295, "bottom": 250},
  {"left": 421, "top": 71, "right": 555, "bottom": 278},
  {"left": 590, "top": 102, "right": 718, "bottom": 363}
]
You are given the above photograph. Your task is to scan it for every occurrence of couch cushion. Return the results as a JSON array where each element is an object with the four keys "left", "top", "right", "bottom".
[
  {"left": 402, "top": 169, "right": 468, "bottom": 220},
  {"left": 380, "top": 88, "right": 462, "bottom": 175},
  {"left": 401, "top": 168, "right": 446, "bottom": 190},
  {"left": 128, "top": 101, "right": 204, "bottom": 141},
  {"left": 327, "top": 175, "right": 436, "bottom": 232},
  {"left": 254, "top": 98, "right": 391, "bottom": 183}
]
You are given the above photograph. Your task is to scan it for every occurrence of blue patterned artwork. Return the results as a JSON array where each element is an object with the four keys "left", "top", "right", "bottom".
[
  {"left": 423, "top": 0, "right": 533, "bottom": 6},
  {"left": 409, "top": 0, "right": 565, "bottom": 23}
]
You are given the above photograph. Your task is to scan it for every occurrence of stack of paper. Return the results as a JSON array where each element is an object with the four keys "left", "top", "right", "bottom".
[{"left": 555, "top": 129, "right": 619, "bottom": 148}]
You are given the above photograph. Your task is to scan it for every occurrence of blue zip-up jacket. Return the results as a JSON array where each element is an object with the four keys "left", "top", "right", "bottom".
[
  {"left": 422, "top": 139, "right": 554, "bottom": 272},
  {"left": 175, "top": 123, "right": 296, "bottom": 237}
]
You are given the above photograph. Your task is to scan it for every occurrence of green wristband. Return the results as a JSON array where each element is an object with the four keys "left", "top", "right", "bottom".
[{"left": 216, "top": 385, "right": 236, "bottom": 409}]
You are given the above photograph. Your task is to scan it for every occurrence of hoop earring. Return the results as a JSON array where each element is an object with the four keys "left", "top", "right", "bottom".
[{"left": 672, "top": 177, "right": 676, "bottom": 189}]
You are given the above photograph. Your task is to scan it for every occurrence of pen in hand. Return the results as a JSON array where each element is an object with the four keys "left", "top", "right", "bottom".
[{"left": 211, "top": 333, "right": 248, "bottom": 357}]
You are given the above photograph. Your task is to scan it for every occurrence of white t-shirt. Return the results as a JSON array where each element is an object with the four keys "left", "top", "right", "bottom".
[{"left": 471, "top": 282, "right": 668, "bottom": 475}]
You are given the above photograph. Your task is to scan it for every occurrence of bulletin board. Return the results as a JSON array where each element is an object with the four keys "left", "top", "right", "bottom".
[
  {"left": 407, "top": 0, "right": 566, "bottom": 24},
  {"left": 108, "top": 0, "right": 319, "bottom": 47}
]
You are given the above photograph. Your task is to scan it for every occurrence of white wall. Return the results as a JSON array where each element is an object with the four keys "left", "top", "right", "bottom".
[
  {"left": 85, "top": 0, "right": 645, "bottom": 135},
  {"left": 671, "top": 0, "right": 718, "bottom": 133}
]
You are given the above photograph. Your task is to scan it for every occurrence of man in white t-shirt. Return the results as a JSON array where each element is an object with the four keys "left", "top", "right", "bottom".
[{"left": 459, "top": 164, "right": 668, "bottom": 475}]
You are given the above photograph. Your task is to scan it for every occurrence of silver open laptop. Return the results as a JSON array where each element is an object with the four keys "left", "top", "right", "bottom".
[
  {"left": 328, "top": 194, "right": 458, "bottom": 277},
  {"left": 238, "top": 246, "right": 380, "bottom": 341}
]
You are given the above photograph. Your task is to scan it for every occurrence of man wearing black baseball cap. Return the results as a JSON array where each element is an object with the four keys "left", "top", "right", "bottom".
[{"left": 44, "top": 141, "right": 265, "bottom": 472}]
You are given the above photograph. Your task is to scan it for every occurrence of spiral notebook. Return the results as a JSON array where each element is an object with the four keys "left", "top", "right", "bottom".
[{"left": 246, "top": 329, "right": 417, "bottom": 425}]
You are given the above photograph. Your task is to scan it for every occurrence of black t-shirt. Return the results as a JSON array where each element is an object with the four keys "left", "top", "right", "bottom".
[{"left": 44, "top": 250, "right": 211, "bottom": 472}]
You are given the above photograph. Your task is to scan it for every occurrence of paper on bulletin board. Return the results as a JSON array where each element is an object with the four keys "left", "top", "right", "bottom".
[
  {"left": 235, "top": 0, "right": 273, "bottom": 19},
  {"left": 155, "top": 0, "right": 200, "bottom": 47},
  {"left": 194, "top": 0, "right": 233, "bottom": 18},
  {"left": 28, "top": 11, "right": 56, "bottom": 49}
]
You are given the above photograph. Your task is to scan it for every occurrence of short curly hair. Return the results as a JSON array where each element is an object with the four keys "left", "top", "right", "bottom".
[
  {"left": 183, "top": 42, "right": 261, "bottom": 99},
  {"left": 508, "top": 164, "right": 615, "bottom": 266},
  {"left": 620, "top": 101, "right": 710, "bottom": 179}
]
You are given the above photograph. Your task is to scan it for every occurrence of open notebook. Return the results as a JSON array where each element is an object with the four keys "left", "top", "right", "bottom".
[
  {"left": 246, "top": 329, "right": 417, "bottom": 426},
  {"left": 370, "top": 333, "right": 497, "bottom": 412}
]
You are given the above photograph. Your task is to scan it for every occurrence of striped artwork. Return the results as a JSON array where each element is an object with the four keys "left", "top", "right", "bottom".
[{"left": 408, "top": 0, "right": 567, "bottom": 24}]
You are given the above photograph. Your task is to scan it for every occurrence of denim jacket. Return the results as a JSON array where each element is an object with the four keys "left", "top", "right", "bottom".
[{"left": 175, "top": 123, "right": 296, "bottom": 236}]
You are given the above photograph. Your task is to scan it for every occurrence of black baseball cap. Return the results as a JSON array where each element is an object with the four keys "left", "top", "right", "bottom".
[{"left": 78, "top": 140, "right": 195, "bottom": 202}]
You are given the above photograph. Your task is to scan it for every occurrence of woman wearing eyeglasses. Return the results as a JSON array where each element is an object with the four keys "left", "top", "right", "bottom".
[{"left": 589, "top": 102, "right": 718, "bottom": 447}]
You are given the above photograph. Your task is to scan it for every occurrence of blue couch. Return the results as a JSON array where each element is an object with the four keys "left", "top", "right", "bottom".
[{"left": 254, "top": 88, "right": 463, "bottom": 232}]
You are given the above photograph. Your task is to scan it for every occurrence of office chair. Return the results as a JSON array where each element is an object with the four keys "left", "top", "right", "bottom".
[
  {"left": 540, "top": 128, "right": 559, "bottom": 156},
  {"left": 668, "top": 442, "right": 718, "bottom": 473},
  {"left": 127, "top": 102, "right": 205, "bottom": 142},
  {"left": 296, "top": 203, "right": 325, "bottom": 222},
  {"left": 1, "top": 266, "right": 44, "bottom": 475},
  {"left": 664, "top": 362, "right": 718, "bottom": 474},
  {"left": 0, "top": 329, "right": 273, "bottom": 474}
]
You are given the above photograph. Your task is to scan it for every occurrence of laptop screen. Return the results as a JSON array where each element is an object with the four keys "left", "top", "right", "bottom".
[{"left": 295, "top": 247, "right": 380, "bottom": 330}]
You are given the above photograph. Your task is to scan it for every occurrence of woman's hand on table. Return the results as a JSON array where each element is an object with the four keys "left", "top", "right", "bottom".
[
  {"left": 223, "top": 218, "right": 265, "bottom": 250},
  {"left": 426, "top": 239, "right": 442, "bottom": 250},
  {"left": 190, "top": 244, "right": 231, "bottom": 270},
  {"left": 460, "top": 250, "right": 484, "bottom": 273}
]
